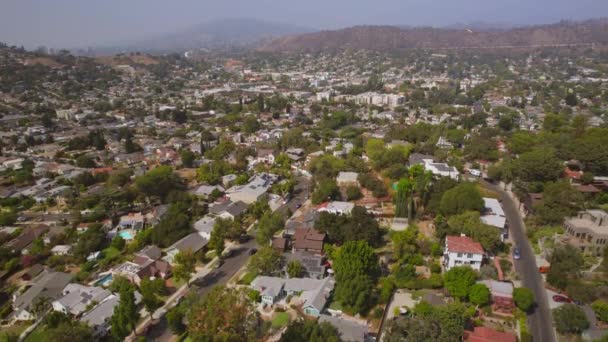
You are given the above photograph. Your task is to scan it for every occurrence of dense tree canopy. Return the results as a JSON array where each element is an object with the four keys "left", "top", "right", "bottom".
[{"left": 439, "top": 182, "right": 484, "bottom": 217}]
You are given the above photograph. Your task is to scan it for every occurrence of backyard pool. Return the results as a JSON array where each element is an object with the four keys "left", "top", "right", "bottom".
[
  {"left": 118, "top": 230, "right": 134, "bottom": 240},
  {"left": 94, "top": 274, "right": 113, "bottom": 287}
]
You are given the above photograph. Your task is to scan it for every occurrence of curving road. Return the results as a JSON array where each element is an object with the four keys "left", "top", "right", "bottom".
[{"left": 481, "top": 180, "right": 555, "bottom": 342}]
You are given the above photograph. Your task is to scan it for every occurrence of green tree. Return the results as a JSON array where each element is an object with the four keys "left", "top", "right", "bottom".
[
  {"left": 166, "top": 306, "right": 186, "bottom": 335},
  {"left": 287, "top": 260, "right": 304, "bottom": 278},
  {"left": 111, "top": 235, "right": 126, "bottom": 251},
  {"left": 280, "top": 319, "right": 342, "bottom": 342},
  {"left": 333, "top": 241, "right": 379, "bottom": 313},
  {"left": 547, "top": 245, "right": 584, "bottom": 290},
  {"left": 135, "top": 165, "right": 184, "bottom": 201},
  {"left": 312, "top": 179, "right": 340, "bottom": 204},
  {"left": 140, "top": 278, "right": 166, "bottom": 317},
  {"left": 553, "top": 304, "right": 589, "bottom": 335},
  {"left": 439, "top": 182, "right": 484, "bottom": 216},
  {"left": 346, "top": 185, "right": 363, "bottom": 201},
  {"left": 444, "top": 211, "right": 502, "bottom": 253},
  {"left": 210, "top": 220, "right": 226, "bottom": 257},
  {"left": 513, "top": 148, "right": 562, "bottom": 183},
  {"left": 444, "top": 266, "right": 477, "bottom": 300},
  {"left": 180, "top": 149, "right": 196, "bottom": 168},
  {"left": 173, "top": 249, "right": 196, "bottom": 286},
  {"left": 187, "top": 286, "right": 258, "bottom": 341},
  {"left": 534, "top": 181, "right": 583, "bottom": 225},
  {"left": 248, "top": 246, "right": 282, "bottom": 276},
  {"left": 256, "top": 211, "right": 284, "bottom": 245},
  {"left": 592, "top": 300, "right": 608, "bottom": 323},
  {"left": 468, "top": 283, "right": 490, "bottom": 306},
  {"left": 513, "top": 287, "right": 535, "bottom": 312},
  {"left": 242, "top": 116, "right": 261, "bottom": 134},
  {"left": 73, "top": 223, "right": 106, "bottom": 261},
  {"left": 110, "top": 286, "right": 139, "bottom": 340}
]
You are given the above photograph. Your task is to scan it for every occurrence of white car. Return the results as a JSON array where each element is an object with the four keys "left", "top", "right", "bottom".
[{"left": 469, "top": 169, "right": 482, "bottom": 177}]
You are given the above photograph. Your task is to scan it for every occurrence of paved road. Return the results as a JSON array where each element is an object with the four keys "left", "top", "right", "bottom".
[{"left": 481, "top": 180, "right": 555, "bottom": 342}]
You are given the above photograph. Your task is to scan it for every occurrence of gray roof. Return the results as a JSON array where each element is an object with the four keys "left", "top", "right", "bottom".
[
  {"left": 301, "top": 276, "right": 335, "bottom": 312},
  {"left": 171, "top": 233, "right": 208, "bottom": 253},
  {"left": 14, "top": 270, "right": 72, "bottom": 311},
  {"left": 194, "top": 216, "right": 216, "bottom": 234},
  {"left": 80, "top": 291, "right": 142, "bottom": 328},
  {"left": 319, "top": 315, "right": 368, "bottom": 342},
  {"left": 55, "top": 284, "right": 111, "bottom": 315},
  {"left": 408, "top": 153, "right": 434, "bottom": 166},
  {"left": 286, "top": 251, "right": 325, "bottom": 277},
  {"left": 209, "top": 200, "right": 248, "bottom": 217}
]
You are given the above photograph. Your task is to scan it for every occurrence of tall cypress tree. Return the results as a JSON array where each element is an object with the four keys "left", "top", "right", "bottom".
[{"left": 111, "top": 287, "right": 139, "bottom": 340}]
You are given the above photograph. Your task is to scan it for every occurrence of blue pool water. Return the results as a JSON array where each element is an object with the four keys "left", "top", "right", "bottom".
[
  {"left": 95, "top": 274, "right": 113, "bottom": 287},
  {"left": 118, "top": 230, "right": 134, "bottom": 240}
]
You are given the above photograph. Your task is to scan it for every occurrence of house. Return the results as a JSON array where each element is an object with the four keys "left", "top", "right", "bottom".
[
  {"left": 408, "top": 153, "right": 434, "bottom": 167},
  {"left": 250, "top": 276, "right": 335, "bottom": 316},
  {"left": 319, "top": 315, "right": 369, "bottom": 342},
  {"left": 563, "top": 209, "right": 608, "bottom": 255},
  {"left": 479, "top": 280, "right": 514, "bottom": 314},
  {"left": 293, "top": 228, "right": 325, "bottom": 255},
  {"left": 271, "top": 236, "right": 288, "bottom": 252},
  {"left": 192, "top": 184, "right": 224, "bottom": 198},
  {"left": 317, "top": 201, "right": 354, "bottom": 215},
  {"left": 81, "top": 291, "right": 142, "bottom": 336},
  {"left": 285, "top": 148, "right": 305, "bottom": 162},
  {"left": 436, "top": 136, "right": 453, "bottom": 149},
  {"left": 5, "top": 225, "right": 49, "bottom": 254},
  {"left": 464, "top": 326, "right": 516, "bottom": 342},
  {"left": 51, "top": 245, "right": 72, "bottom": 256},
  {"left": 481, "top": 198, "right": 508, "bottom": 241},
  {"left": 443, "top": 235, "right": 484, "bottom": 271},
  {"left": 336, "top": 172, "right": 359, "bottom": 187},
  {"left": 225, "top": 173, "right": 275, "bottom": 204},
  {"left": 286, "top": 251, "right": 326, "bottom": 279},
  {"left": 112, "top": 247, "right": 171, "bottom": 286},
  {"left": 255, "top": 149, "right": 276, "bottom": 165},
  {"left": 117, "top": 212, "right": 145, "bottom": 230},
  {"left": 12, "top": 270, "right": 72, "bottom": 320},
  {"left": 52, "top": 284, "right": 111, "bottom": 316},
  {"left": 209, "top": 200, "right": 248, "bottom": 220},
  {"left": 164, "top": 233, "right": 209, "bottom": 264},
  {"left": 423, "top": 159, "right": 459, "bottom": 180},
  {"left": 194, "top": 216, "right": 216, "bottom": 240}
]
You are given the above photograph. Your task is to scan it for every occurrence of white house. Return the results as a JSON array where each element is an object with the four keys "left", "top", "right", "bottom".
[
  {"left": 194, "top": 216, "right": 216, "bottom": 240},
  {"left": 52, "top": 284, "right": 111, "bottom": 316},
  {"left": 317, "top": 201, "right": 355, "bottom": 215},
  {"left": 51, "top": 245, "right": 72, "bottom": 256},
  {"left": 443, "top": 235, "right": 484, "bottom": 271},
  {"left": 481, "top": 198, "right": 508, "bottom": 241},
  {"left": 423, "top": 159, "right": 459, "bottom": 180},
  {"left": 336, "top": 172, "right": 359, "bottom": 187}
]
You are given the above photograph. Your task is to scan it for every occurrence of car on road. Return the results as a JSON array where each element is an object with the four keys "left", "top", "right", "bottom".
[
  {"left": 296, "top": 203, "right": 302, "bottom": 209},
  {"left": 248, "top": 248, "right": 257, "bottom": 255},
  {"left": 469, "top": 169, "right": 482, "bottom": 177},
  {"left": 513, "top": 247, "right": 521, "bottom": 260},
  {"left": 552, "top": 295, "right": 572, "bottom": 303},
  {"left": 17, "top": 216, "right": 27, "bottom": 222}
]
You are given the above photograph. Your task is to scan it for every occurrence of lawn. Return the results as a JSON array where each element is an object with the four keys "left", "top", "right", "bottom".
[
  {"left": 271, "top": 312, "right": 290, "bottom": 329},
  {"left": 238, "top": 271, "right": 257, "bottom": 285},
  {"left": 24, "top": 325, "right": 46, "bottom": 342}
]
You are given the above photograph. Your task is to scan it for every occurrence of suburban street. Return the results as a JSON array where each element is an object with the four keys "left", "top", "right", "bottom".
[
  {"left": 481, "top": 180, "right": 555, "bottom": 342},
  {"left": 144, "top": 176, "right": 311, "bottom": 341}
]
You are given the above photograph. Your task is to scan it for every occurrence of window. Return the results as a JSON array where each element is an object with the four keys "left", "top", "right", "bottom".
[
  {"left": 467, "top": 253, "right": 473, "bottom": 258},
  {"left": 457, "top": 253, "right": 463, "bottom": 257}
]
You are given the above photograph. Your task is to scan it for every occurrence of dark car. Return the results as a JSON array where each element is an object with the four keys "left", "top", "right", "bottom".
[
  {"left": 513, "top": 247, "right": 521, "bottom": 260},
  {"left": 553, "top": 295, "right": 572, "bottom": 303},
  {"left": 248, "top": 248, "right": 258, "bottom": 255}
]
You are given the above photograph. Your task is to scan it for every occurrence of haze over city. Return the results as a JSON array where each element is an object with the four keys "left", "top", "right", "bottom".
[{"left": 1, "top": 0, "right": 608, "bottom": 48}]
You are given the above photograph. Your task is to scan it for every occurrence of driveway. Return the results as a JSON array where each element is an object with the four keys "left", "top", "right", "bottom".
[{"left": 481, "top": 180, "right": 555, "bottom": 342}]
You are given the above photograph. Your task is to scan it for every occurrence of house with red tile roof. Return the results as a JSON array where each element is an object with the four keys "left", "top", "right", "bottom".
[
  {"left": 465, "top": 326, "right": 516, "bottom": 342},
  {"left": 443, "top": 234, "right": 484, "bottom": 271}
]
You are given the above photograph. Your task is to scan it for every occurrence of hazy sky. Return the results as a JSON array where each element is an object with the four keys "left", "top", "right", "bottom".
[{"left": 2, "top": 0, "right": 608, "bottom": 49}]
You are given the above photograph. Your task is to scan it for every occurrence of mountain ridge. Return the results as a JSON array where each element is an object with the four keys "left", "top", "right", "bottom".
[{"left": 257, "top": 18, "right": 608, "bottom": 52}]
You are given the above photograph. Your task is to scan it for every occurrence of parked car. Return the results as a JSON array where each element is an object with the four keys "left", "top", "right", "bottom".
[
  {"left": 553, "top": 295, "right": 572, "bottom": 303},
  {"left": 513, "top": 247, "right": 521, "bottom": 260},
  {"left": 248, "top": 248, "right": 258, "bottom": 255},
  {"left": 469, "top": 169, "right": 482, "bottom": 177}
]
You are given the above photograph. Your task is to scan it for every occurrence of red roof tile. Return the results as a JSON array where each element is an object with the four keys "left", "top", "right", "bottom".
[
  {"left": 446, "top": 235, "right": 484, "bottom": 254},
  {"left": 465, "top": 327, "right": 516, "bottom": 342}
]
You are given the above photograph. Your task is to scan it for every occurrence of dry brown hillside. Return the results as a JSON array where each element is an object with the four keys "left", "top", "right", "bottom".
[{"left": 258, "top": 19, "right": 608, "bottom": 52}]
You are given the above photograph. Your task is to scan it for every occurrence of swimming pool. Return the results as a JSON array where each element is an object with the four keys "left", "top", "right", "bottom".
[
  {"left": 95, "top": 274, "right": 113, "bottom": 287},
  {"left": 118, "top": 230, "right": 134, "bottom": 240}
]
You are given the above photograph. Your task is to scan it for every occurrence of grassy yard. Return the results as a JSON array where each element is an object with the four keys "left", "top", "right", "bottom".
[
  {"left": 271, "top": 312, "right": 290, "bottom": 329},
  {"left": 24, "top": 325, "right": 46, "bottom": 342},
  {"left": 238, "top": 271, "right": 257, "bottom": 285},
  {"left": 0, "top": 322, "right": 30, "bottom": 340}
]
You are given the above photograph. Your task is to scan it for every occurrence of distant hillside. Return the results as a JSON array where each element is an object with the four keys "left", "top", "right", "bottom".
[
  {"left": 98, "top": 18, "right": 313, "bottom": 54},
  {"left": 258, "top": 19, "right": 608, "bottom": 53}
]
